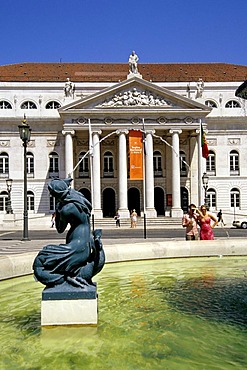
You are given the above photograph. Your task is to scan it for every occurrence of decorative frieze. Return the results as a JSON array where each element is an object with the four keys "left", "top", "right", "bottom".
[
  {"left": 47, "top": 139, "right": 60, "bottom": 147},
  {"left": 207, "top": 138, "right": 217, "bottom": 146},
  {"left": 228, "top": 138, "right": 240, "bottom": 145},
  {"left": 97, "top": 88, "right": 176, "bottom": 108},
  {"left": 0, "top": 140, "right": 10, "bottom": 147},
  {"left": 27, "top": 140, "right": 35, "bottom": 148}
]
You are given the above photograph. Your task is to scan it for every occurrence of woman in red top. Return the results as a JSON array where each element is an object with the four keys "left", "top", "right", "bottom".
[{"left": 197, "top": 205, "right": 218, "bottom": 240}]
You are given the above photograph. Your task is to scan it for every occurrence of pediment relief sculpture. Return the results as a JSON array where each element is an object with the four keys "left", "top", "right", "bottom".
[{"left": 96, "top": 88, "right": 176, "bottom": 108}]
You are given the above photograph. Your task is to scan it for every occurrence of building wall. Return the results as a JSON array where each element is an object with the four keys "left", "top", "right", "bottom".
[{"left": 0, "top": 78, "right": 247, "bottom": 222}]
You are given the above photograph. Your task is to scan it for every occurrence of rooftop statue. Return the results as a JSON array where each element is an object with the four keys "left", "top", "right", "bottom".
[
  {"left": 128, "top": 51, "right": 139, "bottom": 74},
  {"left": 64, "top": 78, "right": 75, "bottom": 97},
  {"left": 33, "top": 178, "right": 105, "bottom": 290}
]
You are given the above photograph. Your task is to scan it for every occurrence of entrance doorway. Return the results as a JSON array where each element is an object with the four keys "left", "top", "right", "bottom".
[
  {"left": 128, "top": 187, "right": 140, "bottom": 215},
  {"left": 103, "top": 188, "right": 116, "bottom": 217},
  {"left": 154, "top": 187, "right": 165, "bottom": 215},
  {"left": 79, "top": 188, "right": 91, "bottom": 203},
  {"left": 181, "top": 187, "right": 189, "bottom": 212}
]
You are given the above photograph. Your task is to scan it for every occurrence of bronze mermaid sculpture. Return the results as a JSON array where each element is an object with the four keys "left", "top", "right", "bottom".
[{"left": 33, "top": 178, "right": 105, "bottom": 290}]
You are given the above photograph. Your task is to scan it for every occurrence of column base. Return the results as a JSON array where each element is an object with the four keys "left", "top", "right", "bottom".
[
  {"left": 145, "top": 208, "right": 157, "bottom": 218},
  {"left": 118, "top": 208, "right": 130, "bottom": 218},
  {"left": 93, "top": 209, "right": 103, "bottom": 219},
  {"left": 171, "top": 207, "right": 183, "bottom": 218}
]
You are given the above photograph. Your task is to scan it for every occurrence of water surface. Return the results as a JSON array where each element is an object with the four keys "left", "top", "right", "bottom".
[{"left": 1, "top": 257, "right": 247, "bottom": 369}]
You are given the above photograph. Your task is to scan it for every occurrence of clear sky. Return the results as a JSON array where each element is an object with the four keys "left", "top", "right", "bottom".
[{"left": 1, "top": 0, "right": 247, "bottom": 66}]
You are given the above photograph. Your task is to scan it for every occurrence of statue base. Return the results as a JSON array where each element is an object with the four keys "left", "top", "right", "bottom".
[
  {"left": 41, "top": 283, "right": 98, "bottom": 326},
  {"left": 127, "top": 72, "right": 142, "bottom": 79}
]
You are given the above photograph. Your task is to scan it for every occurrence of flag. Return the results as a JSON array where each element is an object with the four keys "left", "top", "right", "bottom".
[{"left": 201, "top": 123, "right": 209, "bottom": 159}]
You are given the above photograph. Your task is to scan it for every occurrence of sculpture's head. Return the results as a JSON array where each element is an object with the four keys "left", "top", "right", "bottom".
[{"left": 48, "top": 178, "right": 72, "bottom": 199}]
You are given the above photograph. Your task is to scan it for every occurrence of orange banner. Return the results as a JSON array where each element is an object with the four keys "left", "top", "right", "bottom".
[{"left": 129, "top": 130, "right": 143, "bottom": 180}]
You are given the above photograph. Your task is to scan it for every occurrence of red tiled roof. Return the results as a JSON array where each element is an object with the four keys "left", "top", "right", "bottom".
[{"left": 0, "top": 62, "right": 247, "bottom": 83}]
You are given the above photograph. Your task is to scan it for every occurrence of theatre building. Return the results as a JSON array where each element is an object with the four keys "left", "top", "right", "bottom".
[{"left": 1, "top": 58, "right": 247, "bottom": 223}]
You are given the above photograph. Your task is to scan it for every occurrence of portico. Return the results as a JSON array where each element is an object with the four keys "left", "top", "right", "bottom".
[{"left": 59, "top": 76, "right": 211, "bottom": 219}]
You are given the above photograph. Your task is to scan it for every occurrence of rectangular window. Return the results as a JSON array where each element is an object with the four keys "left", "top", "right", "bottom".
[{"left": 0, "top": 157, "right": 9, "bottom": 176}]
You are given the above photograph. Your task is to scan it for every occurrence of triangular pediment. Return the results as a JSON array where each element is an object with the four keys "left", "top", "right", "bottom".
[{"left": 59, "top": 76, "right": 211, "bottom": 115}]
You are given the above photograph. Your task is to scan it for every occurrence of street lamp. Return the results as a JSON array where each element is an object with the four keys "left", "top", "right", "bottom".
[
  {"left": 5, "top": 178, "right": 13, "bottom": 214},
  {"left": 18, "top": 116, "right": 32, "bottom": 240},
  {"left": 202, "top": 172, "right": 209, "bottom": 208}
]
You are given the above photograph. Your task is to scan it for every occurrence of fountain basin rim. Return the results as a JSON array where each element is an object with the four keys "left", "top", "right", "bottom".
[{"left": 0, "top": 238, "right": 246, "bottom": 281}]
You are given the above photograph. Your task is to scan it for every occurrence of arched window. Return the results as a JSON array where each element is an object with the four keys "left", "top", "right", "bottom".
[
  {"left": 27, "top": 152, "right": 34, "bottom": 178},
  {"left": 49, "top": 151, "right": 59, "bottom": 178},
  {"left": 179, "top": 151, "right": 187, "bottom": 177},
  {"left": 229, "top": 150, "right": 239, "bottom": 175},
  {"left": 153, "top": 151, "right": 162, "bottom": 177},
  {"left": 0, "top": 100, "right": 12, "bottom": 109},
  {"left": 207, "top": 188, "right": 216, "bottom": 209},
  {"left": 103, "top": 151, "right": 114, "bottom": 177},
  {"left": 78, "top": 151, "right": 89, "bottom": 178},
  {"left": 21, "top": 101, "right": 37, "bottom": 109},
  {"left": 205, "top": 100, "right": 217, "bottom": 108},
  {"left": 230, "top": 188, "right": 240, "bottom": 209},
  {"left": 206, "top": 150, "right": 216, "bottom": 175},
  {"left": 0, "top": 191, "right": 8, "bottom": 212},
  {"left": 225, "top": 100, "right": 241, "bottom": 108},
  {"left": 0, "top": 152, "right": 9, "bottom": 177},
  {"left": 45, "top": 101, "right": 61, "bottom": 109},
  {"left": 27, "top": 191, "right": 34, "bottom": 211}
]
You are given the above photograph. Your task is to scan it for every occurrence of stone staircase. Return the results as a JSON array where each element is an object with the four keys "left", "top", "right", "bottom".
[{"left": 93, "top": 216, "right": 182, "bottom": 229}]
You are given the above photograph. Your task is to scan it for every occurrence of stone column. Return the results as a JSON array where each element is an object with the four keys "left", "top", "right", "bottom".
[
  {"left": 145, "top": 130, "right": 156, "bottom": 217},
  {"left": 62, "top": 130, "right": 75, "bottom": 182},
  {"left": 117, "top": 129, "right": 129, "bottom": 218},
  {"left": 92, "top": 130, "right": 103, "bottom": 218},
  {"left": 197, "top": 127, "right": 204, "bottom": 206},
  {"left": 169, "top": 129, "right": 183, "bottom": 217}
]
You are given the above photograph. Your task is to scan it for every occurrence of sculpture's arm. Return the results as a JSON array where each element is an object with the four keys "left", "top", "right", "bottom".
[{"left": 55, "top": 204, "right": 70, "bottom": 233}]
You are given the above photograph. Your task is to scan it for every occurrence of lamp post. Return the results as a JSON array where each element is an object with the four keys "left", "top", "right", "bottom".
[
  {"left": 202, "top": 172, "right": 209, "bottom": 208},
  {"left": 6, "top": 178, "right": 13, "bottom": 214},
  {"left": 18, "top": 116, "right": 31, "bottom": 240}
]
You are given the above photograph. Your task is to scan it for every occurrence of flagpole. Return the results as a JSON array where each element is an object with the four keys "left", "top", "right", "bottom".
[
  {"left": 142, "top": 118, "right": 147, "bottom": 239},
  {"left": 88, "top": 118, "right": 95, "bottom": 231}
]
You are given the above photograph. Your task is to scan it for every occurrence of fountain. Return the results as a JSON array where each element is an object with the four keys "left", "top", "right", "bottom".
[{"left": 32, "top": 178, "right": 105, "bottom": 326}]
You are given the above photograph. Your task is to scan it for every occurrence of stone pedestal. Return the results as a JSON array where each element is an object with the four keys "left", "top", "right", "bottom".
[{"left": 41, "top": 283, "right": 98, "bottom": 327}]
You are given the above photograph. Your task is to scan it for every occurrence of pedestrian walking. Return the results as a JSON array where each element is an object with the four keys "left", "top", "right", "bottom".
[{"left": 217, "top": 209, "right": 226, "bottom": 226}]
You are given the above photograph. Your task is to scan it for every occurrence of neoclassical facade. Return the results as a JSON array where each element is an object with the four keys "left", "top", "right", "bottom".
[{"left": 1, "top": 59, "right": 247, "bottom": 222}]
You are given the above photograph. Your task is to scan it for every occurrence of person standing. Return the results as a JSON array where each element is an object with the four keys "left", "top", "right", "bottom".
[
  {"left": 130, "top": 209, "right": 137, "bottom": 228},
  {"left": 114, "top": 210, "right": 121, "bottom": 227},
  {"left": 197, "top": 205, "right": 218, "bottom": 240},
  {"left": 51, "top": 212, "right": 56, "bottom": 228},
  {"left": 182, "top": 204, "right": 199, "bottom": 240}
]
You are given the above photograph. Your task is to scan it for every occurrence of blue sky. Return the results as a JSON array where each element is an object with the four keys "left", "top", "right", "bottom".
[{"left": 1, "top": 0, "right": 247, "bottom": 66}]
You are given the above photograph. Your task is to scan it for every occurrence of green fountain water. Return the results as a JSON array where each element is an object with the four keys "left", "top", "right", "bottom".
[{"left": 1, "top": 257, "right": 247, "bottom": 369}]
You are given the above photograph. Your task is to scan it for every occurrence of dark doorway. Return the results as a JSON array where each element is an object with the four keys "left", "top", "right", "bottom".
[
  {"left": 79, "top": 188, "right": 91, "bottom": 203},
  {"left": 181, "top": 187, "right": 189, "bottom": 212},
  {"left": 103, "top": 188, "right": 116, "bottom": 217},
  {"left": 154, "top": 187, "right": 165, "bottom": 215},
  {"left": 128, "top": 187, "right": 141, "bottom": 215}
]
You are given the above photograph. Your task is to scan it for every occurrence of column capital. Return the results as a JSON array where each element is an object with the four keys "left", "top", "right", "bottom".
[
  {"left": 169, "top": 129, "right": 182, "bottom": 135},
  {"left": 62, "top": 129, "right": 75, "bottom": 136},
  {"left": 145, "top": 129, "right": 155, "bottom": 135},
  {"left": 116, "top": 129, "right": 129, "bottom": 135},
  {"left": 92, "top": 129, "right": 102, "bottom": 136}
]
